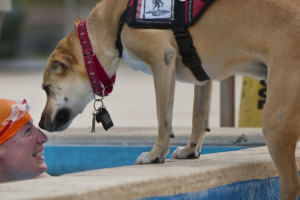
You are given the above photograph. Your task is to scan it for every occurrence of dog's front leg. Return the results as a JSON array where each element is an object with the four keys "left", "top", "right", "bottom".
[
  {"left": 172, "top": 81, "right": 212, "bottom": 159},
  {"left": 135, "top": 48, "right": 176, "bottom": 164}
]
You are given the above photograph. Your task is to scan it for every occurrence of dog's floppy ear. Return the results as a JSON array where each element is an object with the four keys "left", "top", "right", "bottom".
[{"left": 74, "top": 18, "right": 82, "bottom": 27}]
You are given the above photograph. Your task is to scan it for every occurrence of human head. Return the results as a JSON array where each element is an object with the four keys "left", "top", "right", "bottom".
[
  {"left": 0, "top": 99, "right": 48, "bottom": 182},
  {"left": 0, "top": 99, "right": 32, "bottom": 145}
]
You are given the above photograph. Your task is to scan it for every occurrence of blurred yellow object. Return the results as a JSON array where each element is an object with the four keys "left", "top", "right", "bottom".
[{"left": 238, "top": 77, "right": 267, "bottom": 127}]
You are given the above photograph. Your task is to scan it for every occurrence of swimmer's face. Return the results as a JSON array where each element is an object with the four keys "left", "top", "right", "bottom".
[{"left": 0, "top": 122, "right": 48, "bottom": 181}]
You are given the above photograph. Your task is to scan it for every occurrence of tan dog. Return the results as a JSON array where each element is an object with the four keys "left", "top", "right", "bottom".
[{"left": 39, "top": 0, "right": 300, "bottom": 199}]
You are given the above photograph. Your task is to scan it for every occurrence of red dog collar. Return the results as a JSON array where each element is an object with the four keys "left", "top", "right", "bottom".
[{"left": 77, "top": 20, "right": 116, "bottom": 97}]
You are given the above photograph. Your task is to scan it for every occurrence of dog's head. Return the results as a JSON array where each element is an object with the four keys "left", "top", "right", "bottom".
[{"left": 39, "top": 29, "right": 93, "bottom": 132}]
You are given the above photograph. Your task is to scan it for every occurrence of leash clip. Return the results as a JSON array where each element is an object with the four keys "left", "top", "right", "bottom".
[
  {"left": 91, "top": 91, "right": 105, "bottom": 133},
  {"left": 91, "top": 89, "right": 114, "bottom": 132},
  {"left": 93, "top": 89, "right": 105, "bottom": 111}
]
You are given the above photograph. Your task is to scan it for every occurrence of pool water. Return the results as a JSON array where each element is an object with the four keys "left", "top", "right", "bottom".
[{"left": 44, "top": 145, "right": 247, "bottom": 176}]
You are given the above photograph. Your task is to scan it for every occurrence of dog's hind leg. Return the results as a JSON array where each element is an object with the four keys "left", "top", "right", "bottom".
[
  {"left": 263, "top": 62, "right": 300, "bottom": 199},
  {"left": 135, "top": 47, "right": 177, "bottom": 164},
  {"left": 171, "top": 80, "right": 212, "bottom": 159}
]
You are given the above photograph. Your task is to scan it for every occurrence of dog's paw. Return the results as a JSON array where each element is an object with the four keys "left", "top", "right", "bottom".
[
  {"left": 171, "top": 147, "right": 200, "bottom": 159},
  {"left": 135, "top": 152, "right": 165, "bottom": 164}
]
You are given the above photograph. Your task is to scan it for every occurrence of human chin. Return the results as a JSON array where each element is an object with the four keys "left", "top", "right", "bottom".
[{"left": 31, "top": 149, "right": 48, "bottom": 172}]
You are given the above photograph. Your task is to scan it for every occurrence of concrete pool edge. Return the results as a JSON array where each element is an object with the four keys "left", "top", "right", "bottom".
[
  {"left": 45, "top": 127, "right": 266, "bottom": 146},
  {"left": 2, "top": 143, "right": 300, "bottom": 200}
]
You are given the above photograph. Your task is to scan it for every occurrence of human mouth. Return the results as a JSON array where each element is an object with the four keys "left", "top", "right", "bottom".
[{"left": 32, "top": 150, "right": 44, "bottom": 158}]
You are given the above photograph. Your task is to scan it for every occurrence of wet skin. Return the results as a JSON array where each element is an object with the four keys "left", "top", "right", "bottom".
[{"left": 0, "top": 121, "right": 48, "bottom": 182}]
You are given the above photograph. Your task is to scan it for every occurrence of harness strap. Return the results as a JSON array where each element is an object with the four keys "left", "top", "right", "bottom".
[
  {"left": 116, "top": 11, "right": 127, "bottom": 58},
  {"left": 116, "top": 0, "right": 210, "bottom": 82},
  {"left": 172, "top": 1, "right": 210, "bottom": 82}
]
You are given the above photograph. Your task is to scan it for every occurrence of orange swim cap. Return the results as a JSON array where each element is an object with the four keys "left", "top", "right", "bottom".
[{"left": 0, "top": 99, "right": 32, "bottom": 145}]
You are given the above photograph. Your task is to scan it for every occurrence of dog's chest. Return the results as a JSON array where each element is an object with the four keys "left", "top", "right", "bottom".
[{"left": 122, "top": 49, "right": 153, "bottom": 75}]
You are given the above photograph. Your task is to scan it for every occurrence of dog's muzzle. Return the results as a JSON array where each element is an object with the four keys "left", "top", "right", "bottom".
[{"left": 39, "top": 108, "right": 71, "bottom": 132}]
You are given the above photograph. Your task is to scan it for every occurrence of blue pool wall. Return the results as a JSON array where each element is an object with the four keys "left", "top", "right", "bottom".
[
  {"left": 142, "top": 173, "right": 300, "bottom": 200},
  {"left": 142, "top": 176, "right": 282, "bottom": 200}
]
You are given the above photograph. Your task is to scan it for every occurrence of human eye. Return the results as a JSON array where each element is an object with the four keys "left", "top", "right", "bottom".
[{"left": 23, "top": 125, "right": 32, "bottom": 137}]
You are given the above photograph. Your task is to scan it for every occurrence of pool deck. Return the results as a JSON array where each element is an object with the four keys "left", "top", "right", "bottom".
[
  {"left": 46, "top": 127, "right": 265, "bottom": 146},
  {"left": 2, "top": 127, "right": 300, "bottom": 200}
]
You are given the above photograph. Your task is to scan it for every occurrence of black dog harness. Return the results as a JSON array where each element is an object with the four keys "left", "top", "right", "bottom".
[{"left": 116, "top": 0, "right": 214, "bottom": 81}]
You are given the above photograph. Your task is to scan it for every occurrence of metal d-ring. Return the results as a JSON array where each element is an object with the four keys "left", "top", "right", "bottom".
[
  {"left": 93, "top": 90, "right": 105, "bottom": 111},
  {"left": 93, "top": 98, "right": 104, "bottom": 111}
]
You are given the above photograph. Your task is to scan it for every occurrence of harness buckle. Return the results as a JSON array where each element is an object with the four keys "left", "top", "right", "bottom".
[
  {"left": 182, "top": 55, "right": 202, "bottom": 69},
  {"left": 173, "top": 29, "right": 209, "bottom": 81},
  {"left": 174, "top": 31, "right": 197, "bottom": 57}
]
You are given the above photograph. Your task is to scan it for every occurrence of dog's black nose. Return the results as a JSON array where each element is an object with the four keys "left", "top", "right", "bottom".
[
  {"left": 54, "top": 108, "right": 71, "bottom": 129},
  {"left": 39, "top": 116, "right": 45, "bottom": 129}
]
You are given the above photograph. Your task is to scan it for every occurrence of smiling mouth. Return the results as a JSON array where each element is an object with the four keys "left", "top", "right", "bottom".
[{"left": 32, "top": 150, "right": 44, "bottom": 158}]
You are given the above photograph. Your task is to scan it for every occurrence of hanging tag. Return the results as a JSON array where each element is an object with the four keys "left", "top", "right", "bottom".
[
  {"left": 95, "top": 106, "right": 114, "bottom": 131},
  {"left": 91, "top": 112, "right": 96, "bottom": 133}
]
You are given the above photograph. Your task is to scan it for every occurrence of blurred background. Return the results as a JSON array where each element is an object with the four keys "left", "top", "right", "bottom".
[
  {"left": 0, "top": 0, "right": 260, "bottom": 132},
  {"left": 0, "top": 0, "right": 97, "bottom": 59}
]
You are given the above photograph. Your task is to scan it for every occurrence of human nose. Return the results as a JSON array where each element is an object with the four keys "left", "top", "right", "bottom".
[{"left": 34, "top": 127, "right": 48, "bottom": 144}]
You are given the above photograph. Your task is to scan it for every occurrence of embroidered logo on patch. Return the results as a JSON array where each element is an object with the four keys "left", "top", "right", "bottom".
[{"left": 137, "top": 0, "right": 174, "bottom": 20}]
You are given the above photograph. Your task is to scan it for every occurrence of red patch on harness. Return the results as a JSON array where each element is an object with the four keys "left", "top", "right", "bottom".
[{"left": 126, "top": 0, "right": 214, "bottom": 28}]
